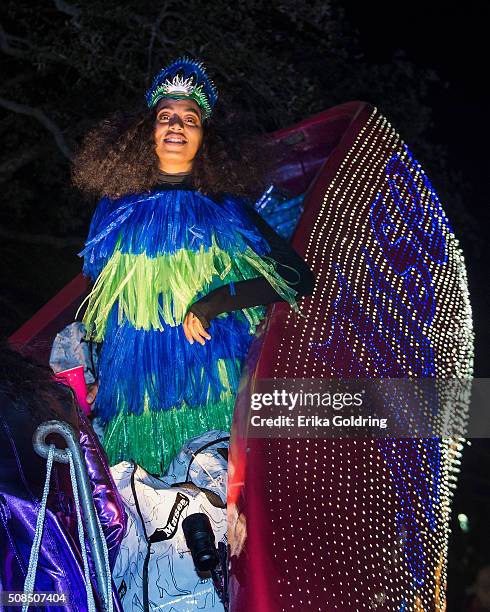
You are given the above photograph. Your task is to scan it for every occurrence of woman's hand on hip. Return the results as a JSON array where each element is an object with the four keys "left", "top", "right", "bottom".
[
  {"left": 183, "top": 311, "right": 212, "bottom": 345},
  {"left": 86, "top": 381, "right": 99, "bottom": 404}
]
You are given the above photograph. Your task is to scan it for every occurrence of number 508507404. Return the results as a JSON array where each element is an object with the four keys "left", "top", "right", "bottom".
[{"left": 1, "top": 592, "right": 68, "bottom": 606}]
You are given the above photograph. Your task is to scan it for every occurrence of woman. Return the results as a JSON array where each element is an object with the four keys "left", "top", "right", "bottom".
[{"left": 73, "top": 56, "right": 315, "bottom": 475}]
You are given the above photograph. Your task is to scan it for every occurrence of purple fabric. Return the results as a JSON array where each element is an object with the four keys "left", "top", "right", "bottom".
[
  {"left": 0, "top": 387, "right": 126, "bottom": 611},
  {"left": 78, "top": 409, "right": 127, "bottom": 570}
]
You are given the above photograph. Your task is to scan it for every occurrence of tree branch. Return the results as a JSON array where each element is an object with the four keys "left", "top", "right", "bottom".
[
  {"left": 146, "top": 7, "right": 173, "bottom": 84},
  {"left": 0, "top": 145, "right": 46, "bottom": 182},
  {"left": 0, "top": 23, "right": 79, "bottom": 66},
  {"left": 0, "top": 97, "right": 73, "bottom": 161},
  {"left": 52, "top": 0, "right": 81, "bottom": 20},
  {"left": 0, "top": 227, "right": 83, "bottom": 248},
  {"left": 0, "top": 24, "right": 31, "bottom": 59}
]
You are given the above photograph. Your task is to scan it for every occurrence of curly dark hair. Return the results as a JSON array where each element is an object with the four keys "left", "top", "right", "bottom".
[
  {"left": 72, "top": 100, "right": 283, "bottom": 201},
  {"left": 0, "top": 339, "right": 78, "bottom": 429}
]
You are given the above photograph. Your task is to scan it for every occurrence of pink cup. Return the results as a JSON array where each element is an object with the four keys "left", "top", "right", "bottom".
[{"left": 54, "top": 365, "right": 91, "bottom": 416}]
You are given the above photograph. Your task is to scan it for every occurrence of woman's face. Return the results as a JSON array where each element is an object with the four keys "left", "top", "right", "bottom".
[{"left": 153, "top": 97, "right": 204, "bottom": 173}]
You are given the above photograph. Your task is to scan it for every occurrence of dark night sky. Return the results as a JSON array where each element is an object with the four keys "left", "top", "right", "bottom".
[
  {"left": 343, "top": 2, "right": 487, "bottom": 202},
  {"left": 343, "top": 2, "right": 489, "bottom": 377}
]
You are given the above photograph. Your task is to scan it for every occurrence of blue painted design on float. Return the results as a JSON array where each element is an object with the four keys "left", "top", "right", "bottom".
[{"left": 309, "top": 144, "right": 449, "bottom": 588}]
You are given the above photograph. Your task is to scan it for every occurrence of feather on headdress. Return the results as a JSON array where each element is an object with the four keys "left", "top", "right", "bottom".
[{"left": 146, "top": 56, "right": 218, "bottom": 120}]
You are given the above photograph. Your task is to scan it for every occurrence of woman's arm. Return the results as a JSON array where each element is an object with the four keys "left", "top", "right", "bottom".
[{"left": 189, "top": 203, "right": 315, "bottom": 329}]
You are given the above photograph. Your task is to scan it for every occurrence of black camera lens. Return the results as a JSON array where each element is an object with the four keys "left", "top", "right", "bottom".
[{"left": 182, "top": 513, "right": 219, "bottom": 572}]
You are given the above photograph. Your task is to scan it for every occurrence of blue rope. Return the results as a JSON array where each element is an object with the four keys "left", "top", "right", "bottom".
[
  {"left": 22, "top": 445, "right": 55, "bottom": 611},
  {"left": 94, "top": 509, "right": 114, "bottom": 612},
  {"left": 22, "top": 445, "right": 114, "bottom": 612}
]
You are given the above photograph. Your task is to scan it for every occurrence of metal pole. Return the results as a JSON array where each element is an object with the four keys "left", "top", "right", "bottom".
[{"left": 33, "top": 420, "right": 110, "bottom": 611}]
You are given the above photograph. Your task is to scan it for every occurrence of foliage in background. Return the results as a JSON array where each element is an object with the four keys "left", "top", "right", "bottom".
[
  {"left": 1, "top": 0, "right": 480, "bottom": 353},
  {"left": 1, "top": 0, "right": 465, "bottom": 238}
]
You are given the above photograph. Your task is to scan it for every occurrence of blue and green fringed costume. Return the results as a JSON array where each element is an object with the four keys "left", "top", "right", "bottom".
[{"left": 80, "top": 186, "right": 300, "bottom": 474}]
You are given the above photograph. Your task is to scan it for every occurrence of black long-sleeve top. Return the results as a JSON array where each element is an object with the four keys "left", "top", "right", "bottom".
[
  {"left": 155, "top": 171, "right": 315, "bottom": 329},
  {"left": 189, "top": 200, "right": 315, "bottom": 328}
]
